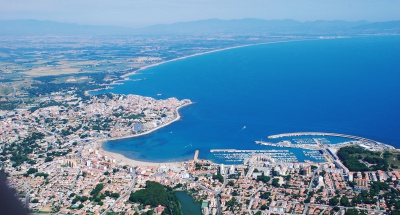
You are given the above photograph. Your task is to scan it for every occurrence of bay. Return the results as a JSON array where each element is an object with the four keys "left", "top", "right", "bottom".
[{"left": 97, "top": 36, "right": 400, "bottom": 163}]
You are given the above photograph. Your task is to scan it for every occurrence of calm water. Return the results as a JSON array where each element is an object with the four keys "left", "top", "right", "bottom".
[
  {"left": 97, "top": 36, "right": 400, "bottom": 163},
  {"left": 175, "top": 191, "right": 202, "bottom": 215}
]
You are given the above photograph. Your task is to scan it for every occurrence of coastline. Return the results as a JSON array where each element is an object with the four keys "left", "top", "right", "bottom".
[
  {"left": 89, "top": 37, "right": 337, "bottom": 166},
  {"left": 121, "top": 39, "right": 305, "bottom": 78},
  {"left": 97, "top": 101, "right": 193, "bottom": 166},
  {"left": 96, "top": 140, "right": 183, "bottom": 167}
]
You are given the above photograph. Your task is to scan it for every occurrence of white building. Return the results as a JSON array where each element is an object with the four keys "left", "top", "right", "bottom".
[{"left": 220, "top": 164, "right": 225, "bottom": 175}]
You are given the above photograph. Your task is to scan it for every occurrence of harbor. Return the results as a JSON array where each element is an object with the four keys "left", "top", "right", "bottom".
[
  {"left": 268, "top": 132, "right": 395, "bottom": 150},
  {"left": 210, "top": 149, "right": 298, "bottom": 164}
]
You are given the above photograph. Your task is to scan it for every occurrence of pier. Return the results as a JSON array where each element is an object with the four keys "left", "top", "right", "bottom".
[{"left": 194, "top": 150, "right": 199, "bottom": 162}]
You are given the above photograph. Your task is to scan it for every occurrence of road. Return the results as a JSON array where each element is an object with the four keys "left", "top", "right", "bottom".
[
  {"left": 194, "top": 174, "right": 228, "bottom": 215},
  {"left": 101, "top": 171, "right": 136, "bottom": 215},
  {"left": 246, "top": 184, "right": 266, "bottom": 214}
]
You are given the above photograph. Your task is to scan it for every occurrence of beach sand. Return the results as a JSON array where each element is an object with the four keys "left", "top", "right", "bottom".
[
  {"left": 120, "top": 41, "right": 300, "bottom": 78},
  {"left": 96, "top": 102, "right": 193, "bottom": 167},
  {"left": 96, "top": 140, "right": 183, "bottom": 167}
]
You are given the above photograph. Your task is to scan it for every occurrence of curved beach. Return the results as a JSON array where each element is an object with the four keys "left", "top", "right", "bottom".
[
  {"left": 98, "top": 101, "right": 193, "bottom": 166},
  {"left": 98, "top": 36, "right": 400, "bottom": 164},
  {"left": 121, "top": 39, "right": 306, "bottom": 78}
]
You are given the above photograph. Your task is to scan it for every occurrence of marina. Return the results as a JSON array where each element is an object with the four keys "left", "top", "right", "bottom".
[
  {"left": 268, "top": 132, "right": 394, "bottom": 149},
  {"left": 210, "top": 149, "right": 298, "bottom": 164},
  {"left": 302, "top": 150, "right": 326, "bottom": 162}
]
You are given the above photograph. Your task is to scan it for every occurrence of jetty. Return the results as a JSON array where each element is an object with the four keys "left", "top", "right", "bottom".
[{"left": 194, "top": 150, "right": 199, "bottom": 162}]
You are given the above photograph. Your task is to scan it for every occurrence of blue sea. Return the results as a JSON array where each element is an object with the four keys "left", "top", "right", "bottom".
[{"left": 96, "top": 36, "right": 400, "bottom": 163}]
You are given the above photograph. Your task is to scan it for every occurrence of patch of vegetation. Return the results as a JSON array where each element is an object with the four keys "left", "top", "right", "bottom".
[
  {"left": 345, "top": 209, "right": 367, "bottom": 215},
  {"left": 128, "top": 181, "right": 183, "bottom": 215},
  {"left": 35, "top": 172, "right": 49, "bottom": 179},
  {"left": 212, "top": 173, "right": 224, "bottom": 183},
  {"left": 256, "top": 173, "right": 271, "bottom": 183},
  {"left": 337, "top": 146, "right": 400, "bottom": 171},
  {"left": 271, "top": 178, "right": 280, "bottom": 187}
]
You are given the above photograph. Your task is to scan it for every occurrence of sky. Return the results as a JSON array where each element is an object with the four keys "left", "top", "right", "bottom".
[{"left": 0, "top": 0, "right": 399, "bottom": 27}]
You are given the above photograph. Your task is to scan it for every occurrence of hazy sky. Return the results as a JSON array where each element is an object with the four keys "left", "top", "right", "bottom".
[{"left": 1, "top": 0, "right": 399, "bottom": 27}]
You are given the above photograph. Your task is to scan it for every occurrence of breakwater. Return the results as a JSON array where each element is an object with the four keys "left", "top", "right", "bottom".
[{"left": 268, "top": 132, "right": 395, "bottom": 150}]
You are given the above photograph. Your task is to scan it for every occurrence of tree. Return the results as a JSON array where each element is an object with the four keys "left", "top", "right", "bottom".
[
  {"left": 80, "top": 196, "right": 88, "bottom": 202},
  {"left": 340, "top": 196, "right": 351, "bottom": 207},
  {"left": 35, "top": 172, "right": 49, "bottom": 179},
  {"left": 25, "top": 168, "right": 37, "bottom": 176},
  {"left": 111, "top": 193, "right": 120, "bottom": 199},
  {"left": 90, "top": 183, "right": 104, "bottom": 198},
  {"left": 346, "top": 209, "right": 361, "bottom": 215},
  {"left": 261, "top": 192, "right": 271, "bottom": 199},
  {"left": 212, "top": 173, "right": 224, "bottom": 183},
  {"left": 226, "top": 197, "right": 237, "bottom": 212},
  {"left": 72, "top": 196, "right": 81, "bottom": 204},
  {"left": 256, "top": 173, "right": 270, "bottom": 183},
  {"left": 329, "top": 197, "right": 339, "bottom": 206},
  {"left": 271, "top": 178, "right": 280, "bottom": 187}
]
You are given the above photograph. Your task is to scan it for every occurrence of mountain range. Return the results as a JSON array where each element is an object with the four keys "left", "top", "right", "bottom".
[{"left": 0, "top": 19, "right": 399, "bottom": 36}]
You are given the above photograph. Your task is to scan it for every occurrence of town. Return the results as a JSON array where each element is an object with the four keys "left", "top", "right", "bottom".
[{"left": 1, "top": 88, "right": 400, "bottom": 215}]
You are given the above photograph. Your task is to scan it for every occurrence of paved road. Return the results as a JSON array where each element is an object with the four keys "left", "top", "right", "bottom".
[
  {"left": 101, "top": 171, "right": 136, "bottom": 215},
  {"left": 194, "top": 174, "right": 228, "bottom": 215}
]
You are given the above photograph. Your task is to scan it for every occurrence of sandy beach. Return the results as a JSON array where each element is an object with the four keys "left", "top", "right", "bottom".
[
  {"left": 121, "top": 40, "right": 302, "bottom": 78},
  {"left": 95, "top": 101, "right": 193, "bottom": 167},
  {"left": 96, "top": 140, "right": 182, "bottom": 167},
  {"left": 92, "top": 40, "right": 308, "bottom": 166}
]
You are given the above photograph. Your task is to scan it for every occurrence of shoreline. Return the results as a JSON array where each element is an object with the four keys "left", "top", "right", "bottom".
[
  {"left": 89, "top": 37, "right": 341, "bottom": 165},
  {"left": 97, "top": 39, "right": 307, "bottom": 165},
  {"left": 121, "top": 39, "right": 307, "bottom": 78},
  {"left": 97, "top": 101, "right": 193, "bottom": 166},
  {"left": 96, "top": 140, "right": 184, "bottom": 167}
]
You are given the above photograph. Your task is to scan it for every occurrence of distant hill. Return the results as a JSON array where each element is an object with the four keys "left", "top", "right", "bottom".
[
  {"left": 350, "top": 20, "right": 400, "bottom": 34},
  {"left": 1, "top": 19, "right": 399, "bottom": 36},
  {"left": 141, "top": 19, "right": 400, "bottom": 35},
  {"left": 0, "top": 20, "right": 133, "bottom": 36}
]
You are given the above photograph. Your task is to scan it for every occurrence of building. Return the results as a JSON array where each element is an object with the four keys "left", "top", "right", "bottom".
[
  {"left": 355, "top": 178, "right": 368, "bottom": 187},
  {"left": 220, "top": 164, "right": 225, "bottom": 175},
  {"left": 229, "top": 165, "right": 235, "bottom": 175},
  {"left": 348, "top": 172, "right": 353, "bottom": 182},
  {"left": 301, "top": 166, "right": 311, "bottom": 176}
]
